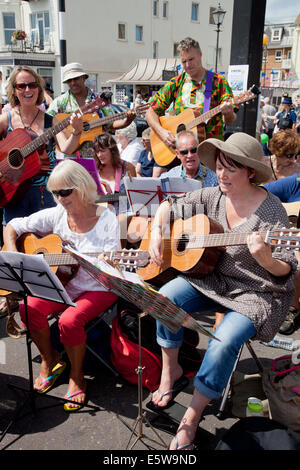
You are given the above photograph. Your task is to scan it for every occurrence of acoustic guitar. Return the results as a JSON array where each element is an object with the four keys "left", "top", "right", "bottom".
[
  {"left": 0, "top": 96, "right": 108, "bottom": 208},
  {"left": 136, "top": 214, "right": 300, "bottom": 283},
  {"left": 0, "top": 233, "right": 150, "bottom": 297},
  {"left": 150, "top": 85, "right": 260, "bottom": 166},
  {"left": 55, "top": 103, "right": 150, "bottom": 148}
]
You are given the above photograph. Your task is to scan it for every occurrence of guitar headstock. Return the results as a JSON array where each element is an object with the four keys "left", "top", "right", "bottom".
[
  {"left": 265, "top": 228, "right": 300, "bottom": 251},
  {"left": 109, "top": 249, "right": 150, "bottom": 270},
  {"left": 80, "top": 96, "right": 109, "bottom": 115},
  {"left": 134, "top": 103, "right": 150, "bottom": 115},
  {"left": 233, "top": 85, "right": 260, "bottom": 106}
]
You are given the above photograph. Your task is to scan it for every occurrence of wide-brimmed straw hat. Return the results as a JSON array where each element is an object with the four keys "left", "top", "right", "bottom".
[
  {"left": 197, "top": 132, "right": 272, "bottom": 184},
  {"left": 62, "top": 62, "right": 89, "bottom": 83}
]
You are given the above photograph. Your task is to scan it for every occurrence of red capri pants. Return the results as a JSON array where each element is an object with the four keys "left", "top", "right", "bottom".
[{"left": 20, "top": 290, "right": 118, "bottom": 347}]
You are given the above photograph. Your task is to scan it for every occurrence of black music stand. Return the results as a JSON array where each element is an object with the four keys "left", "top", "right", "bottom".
[{"left": 0, "top": 251, "right": 96, "bottom": 443}]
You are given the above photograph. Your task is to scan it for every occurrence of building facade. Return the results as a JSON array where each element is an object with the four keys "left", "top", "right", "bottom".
[
  {"left": 0, "top": 0, "right": 234, "bottom": 101},
  {"left": 261, "top": 16, "right": 300, "bottom": 104}
]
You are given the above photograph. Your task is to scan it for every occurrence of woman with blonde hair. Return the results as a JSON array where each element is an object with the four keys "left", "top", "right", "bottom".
[{"left": 3, "top": 160, "right": 120, "bottom": 411}]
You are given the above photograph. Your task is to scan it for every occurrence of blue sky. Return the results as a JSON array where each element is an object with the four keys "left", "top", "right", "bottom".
[{"left": 265, "top": 0, "right": 299, "bottom": 24}]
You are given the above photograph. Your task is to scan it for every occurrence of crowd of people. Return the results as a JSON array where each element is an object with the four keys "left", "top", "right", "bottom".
[{"left": 0, "top": 36, "right": 300, "bottom": 449}]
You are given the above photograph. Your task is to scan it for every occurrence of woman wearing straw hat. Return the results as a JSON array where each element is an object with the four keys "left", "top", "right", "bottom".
[{"left": 147, "top": 132, "right": 298, "bottom": 450}]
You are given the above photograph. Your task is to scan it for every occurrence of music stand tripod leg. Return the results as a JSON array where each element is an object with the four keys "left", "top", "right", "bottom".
[
  {"left": 118, "top": 313, "right": 168, "bottom": 450},
  {"left": 0, "top": 257, "right": 99, "bottom": 444}
]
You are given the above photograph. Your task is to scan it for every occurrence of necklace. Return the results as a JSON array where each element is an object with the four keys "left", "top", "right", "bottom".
[{"left": 19, "top": 109, "right": 40, "bottom": 130}]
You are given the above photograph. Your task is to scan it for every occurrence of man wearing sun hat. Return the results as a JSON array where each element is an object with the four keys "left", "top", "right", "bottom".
[{"left": 47, "top": 62, "right": 135, "bottom": 158}]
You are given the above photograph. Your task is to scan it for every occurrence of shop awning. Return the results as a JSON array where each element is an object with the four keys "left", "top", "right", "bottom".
[{"left": 108, "top": 58, "right": 182, "bottom": 85}]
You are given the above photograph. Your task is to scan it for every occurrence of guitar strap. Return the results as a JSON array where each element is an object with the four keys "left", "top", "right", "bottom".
[{"left": 203, "top": 71, "right": 214, "bottom": 114}]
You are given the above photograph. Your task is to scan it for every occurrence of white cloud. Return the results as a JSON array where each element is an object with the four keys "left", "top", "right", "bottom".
[{"left": 265, "top": 0, "right": 299, "bottom": 23}]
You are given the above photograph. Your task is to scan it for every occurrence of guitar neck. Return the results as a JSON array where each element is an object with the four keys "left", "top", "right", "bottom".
[
  {"left": 187, "top": 101, "right": 229, "bottom": 130},
  {"left": 43, "top": 249, "right": 148, "bottom": 266},
  {"left": 84, "top": 105, "right": 149, "bottom": 131},
  {"left": 21, "top": 115, "right": 72, "bottom": 158},
  {"left": 85, "top": 111, "right": 128, "bottom": 130}
]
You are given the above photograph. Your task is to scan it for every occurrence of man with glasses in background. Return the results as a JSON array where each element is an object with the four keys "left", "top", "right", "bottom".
[
  {"left": 159, "top": 129, "right": 218, "bottom": 187},
  {"left": 47, "top": 62, "right": 135, "bottom": 159}
]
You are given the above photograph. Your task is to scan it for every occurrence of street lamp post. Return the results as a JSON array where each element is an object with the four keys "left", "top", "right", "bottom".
[{"left": 212, "top": 3, "right": 226, "bottom": 73}]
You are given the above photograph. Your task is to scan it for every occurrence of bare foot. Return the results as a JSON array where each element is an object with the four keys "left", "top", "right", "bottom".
[{"left": 152, "top": 364, "right": 183, "bottom": 408}]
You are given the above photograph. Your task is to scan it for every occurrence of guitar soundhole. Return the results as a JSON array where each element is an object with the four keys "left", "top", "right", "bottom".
[
  {"left": 8, "top": 149, "right": 24, "bottom": 168},
  {"left": 83, "top": 121, "right": 90, "bottom": 131},
  {"left": 176, "top": 233, "right": 189, "bottom": 252}
]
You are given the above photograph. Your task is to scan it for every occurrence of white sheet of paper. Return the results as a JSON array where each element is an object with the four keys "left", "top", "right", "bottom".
[{"left": 124, "top": 176, "right": 201, "bottom": 216}]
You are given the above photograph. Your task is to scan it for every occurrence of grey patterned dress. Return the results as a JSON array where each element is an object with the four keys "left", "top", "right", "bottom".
[{"left": 167, "top": 186, "right": 298, "bottom": 342}]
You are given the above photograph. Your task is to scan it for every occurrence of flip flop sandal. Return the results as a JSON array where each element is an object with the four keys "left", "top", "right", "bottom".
[
  {"left": 146, "top": 375, "right": 189, "bottom": 411},
  {"left": 6, "top": 313, "right": 25, "bottom": 339},
  {"left": 173, "top": 434, "right": 196, "bottom": 450},
  {"left": 34, "top": 361, "right": 67, "bottom": 394},
  {"left": 63, "top": 389, "right": 86, "bottom": 412}
]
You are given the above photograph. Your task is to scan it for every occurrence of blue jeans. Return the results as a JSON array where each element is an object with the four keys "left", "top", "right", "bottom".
[{"left": 157, "top": 277, "right": 256, "bottom": 400}]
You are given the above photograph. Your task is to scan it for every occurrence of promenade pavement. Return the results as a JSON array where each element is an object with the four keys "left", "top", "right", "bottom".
[{"left": 0, "top": 305, "right": 299, "bottom": 459}]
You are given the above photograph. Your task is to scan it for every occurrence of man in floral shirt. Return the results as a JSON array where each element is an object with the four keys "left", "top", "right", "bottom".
[
  {"left": 146, "top": 37, "right": 237, "bottom": 151},
  {"left": 47, "top": 62, "right": 135, "bottom": 158}
]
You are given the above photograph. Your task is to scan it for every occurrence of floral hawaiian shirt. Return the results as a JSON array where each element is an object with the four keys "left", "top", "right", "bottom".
[
  {"left": 149, "top": 71, "right": 234, "bottom": 141},
  {"left": 47, "top": 88, "right": 114, "bottom": 158}
]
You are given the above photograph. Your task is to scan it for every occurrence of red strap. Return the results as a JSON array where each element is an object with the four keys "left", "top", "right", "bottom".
[{"left": 115, "top": 165, "right": 122, "bottom": 193}]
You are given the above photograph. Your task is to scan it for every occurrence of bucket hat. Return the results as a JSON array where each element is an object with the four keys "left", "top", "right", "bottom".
[
  {"left": 197, "top": 132, "right": 272, "bottom": 183},
  {"left": 62, "top": 62, "right": 89, "bottom": 83}
]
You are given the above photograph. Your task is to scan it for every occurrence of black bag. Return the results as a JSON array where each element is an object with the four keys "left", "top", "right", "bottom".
[
  {"left": 277, "top": 113, "right": 293, "bottom": 130},
  {"left": 215, "top": 417, "right": 300, "bottom": 450}
]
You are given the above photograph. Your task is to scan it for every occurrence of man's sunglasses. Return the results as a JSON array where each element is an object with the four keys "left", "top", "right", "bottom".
[
  {"left": 179, "top": 147, "right": 198, "bottom": 156},
  {"left": 52, "top": 188, "right": 74, "bottom": 198},
  {"left": 14, "top": 82, "right": 39, "bottom": 90}
]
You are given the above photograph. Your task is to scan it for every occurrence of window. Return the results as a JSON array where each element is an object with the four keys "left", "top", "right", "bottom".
[
  {"left": 271, "top": 69, "right": 281, "bottom": 82},
  {"left": 271, "top": 28, "right": 282, "bottom": 42},
  {"left": 275, "top": 50, "right": 282, "bottom": 62},
  {"left": 163, "top": 1, "right": 168, "bottom": 18},
  {"left": 153, "top": 0, "right": 159, "bottom": 17},
  {"left": 191, "top": 3, "right": 199, "bottom": 21},
  {"left": 118, "top": 23, "right": 126, "bottom": 40},
  {"left": 37, "top": 68, "right": 53, "bottom": 91},
  {"left": 30, "top": 11, "right": 50, "bottom": 49},
  {"left": 287, "top": 50, "right": 291, "bottom": 59},
  {"left": 173, "top": 42, "right": 179, "bottom": 57},
  {"left": 3, "top": 12, "right": 16, "bottom": 45},
  {"left": 136, "top": 25, "right": 143, "bottom": 42},
  {"left": 153, "top": 41, "right": 158, "bottom": 58},
  {"left": 209, "top": 7, "right": 216, "bottom": 24}
]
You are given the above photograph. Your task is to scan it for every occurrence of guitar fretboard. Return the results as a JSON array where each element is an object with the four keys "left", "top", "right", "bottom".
[{"left": 21, "top": 116, "right": 71, "bottom": 157}]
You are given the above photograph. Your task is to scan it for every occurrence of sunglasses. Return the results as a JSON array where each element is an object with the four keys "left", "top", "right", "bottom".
[
  {"left": 283, "top": 153, "right": 298, "bottom": 160},
  {"left": 14, "top": 82, "right": 39, "bottom": 91},
  {"left": 52, "top": 188, "right": 74, "bottom": 198},
  {"left": 179, "top": 147, "right": 198, "bottom": 156}
]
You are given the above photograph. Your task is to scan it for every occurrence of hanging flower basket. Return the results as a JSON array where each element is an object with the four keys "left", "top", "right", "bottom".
[{"left": 11, "top": 30, "right": 27, "bottom": 42}]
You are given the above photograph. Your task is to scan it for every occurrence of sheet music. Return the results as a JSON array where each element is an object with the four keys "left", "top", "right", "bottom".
[
  {"left": 0, "top": 252, "right": 75, "bottom": 306},
  {"left": 63, "top": 247, "right": 218, "bottom": 340},
  {"left": 124, "top": 176, "right": 201, "bottom": 216}
]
